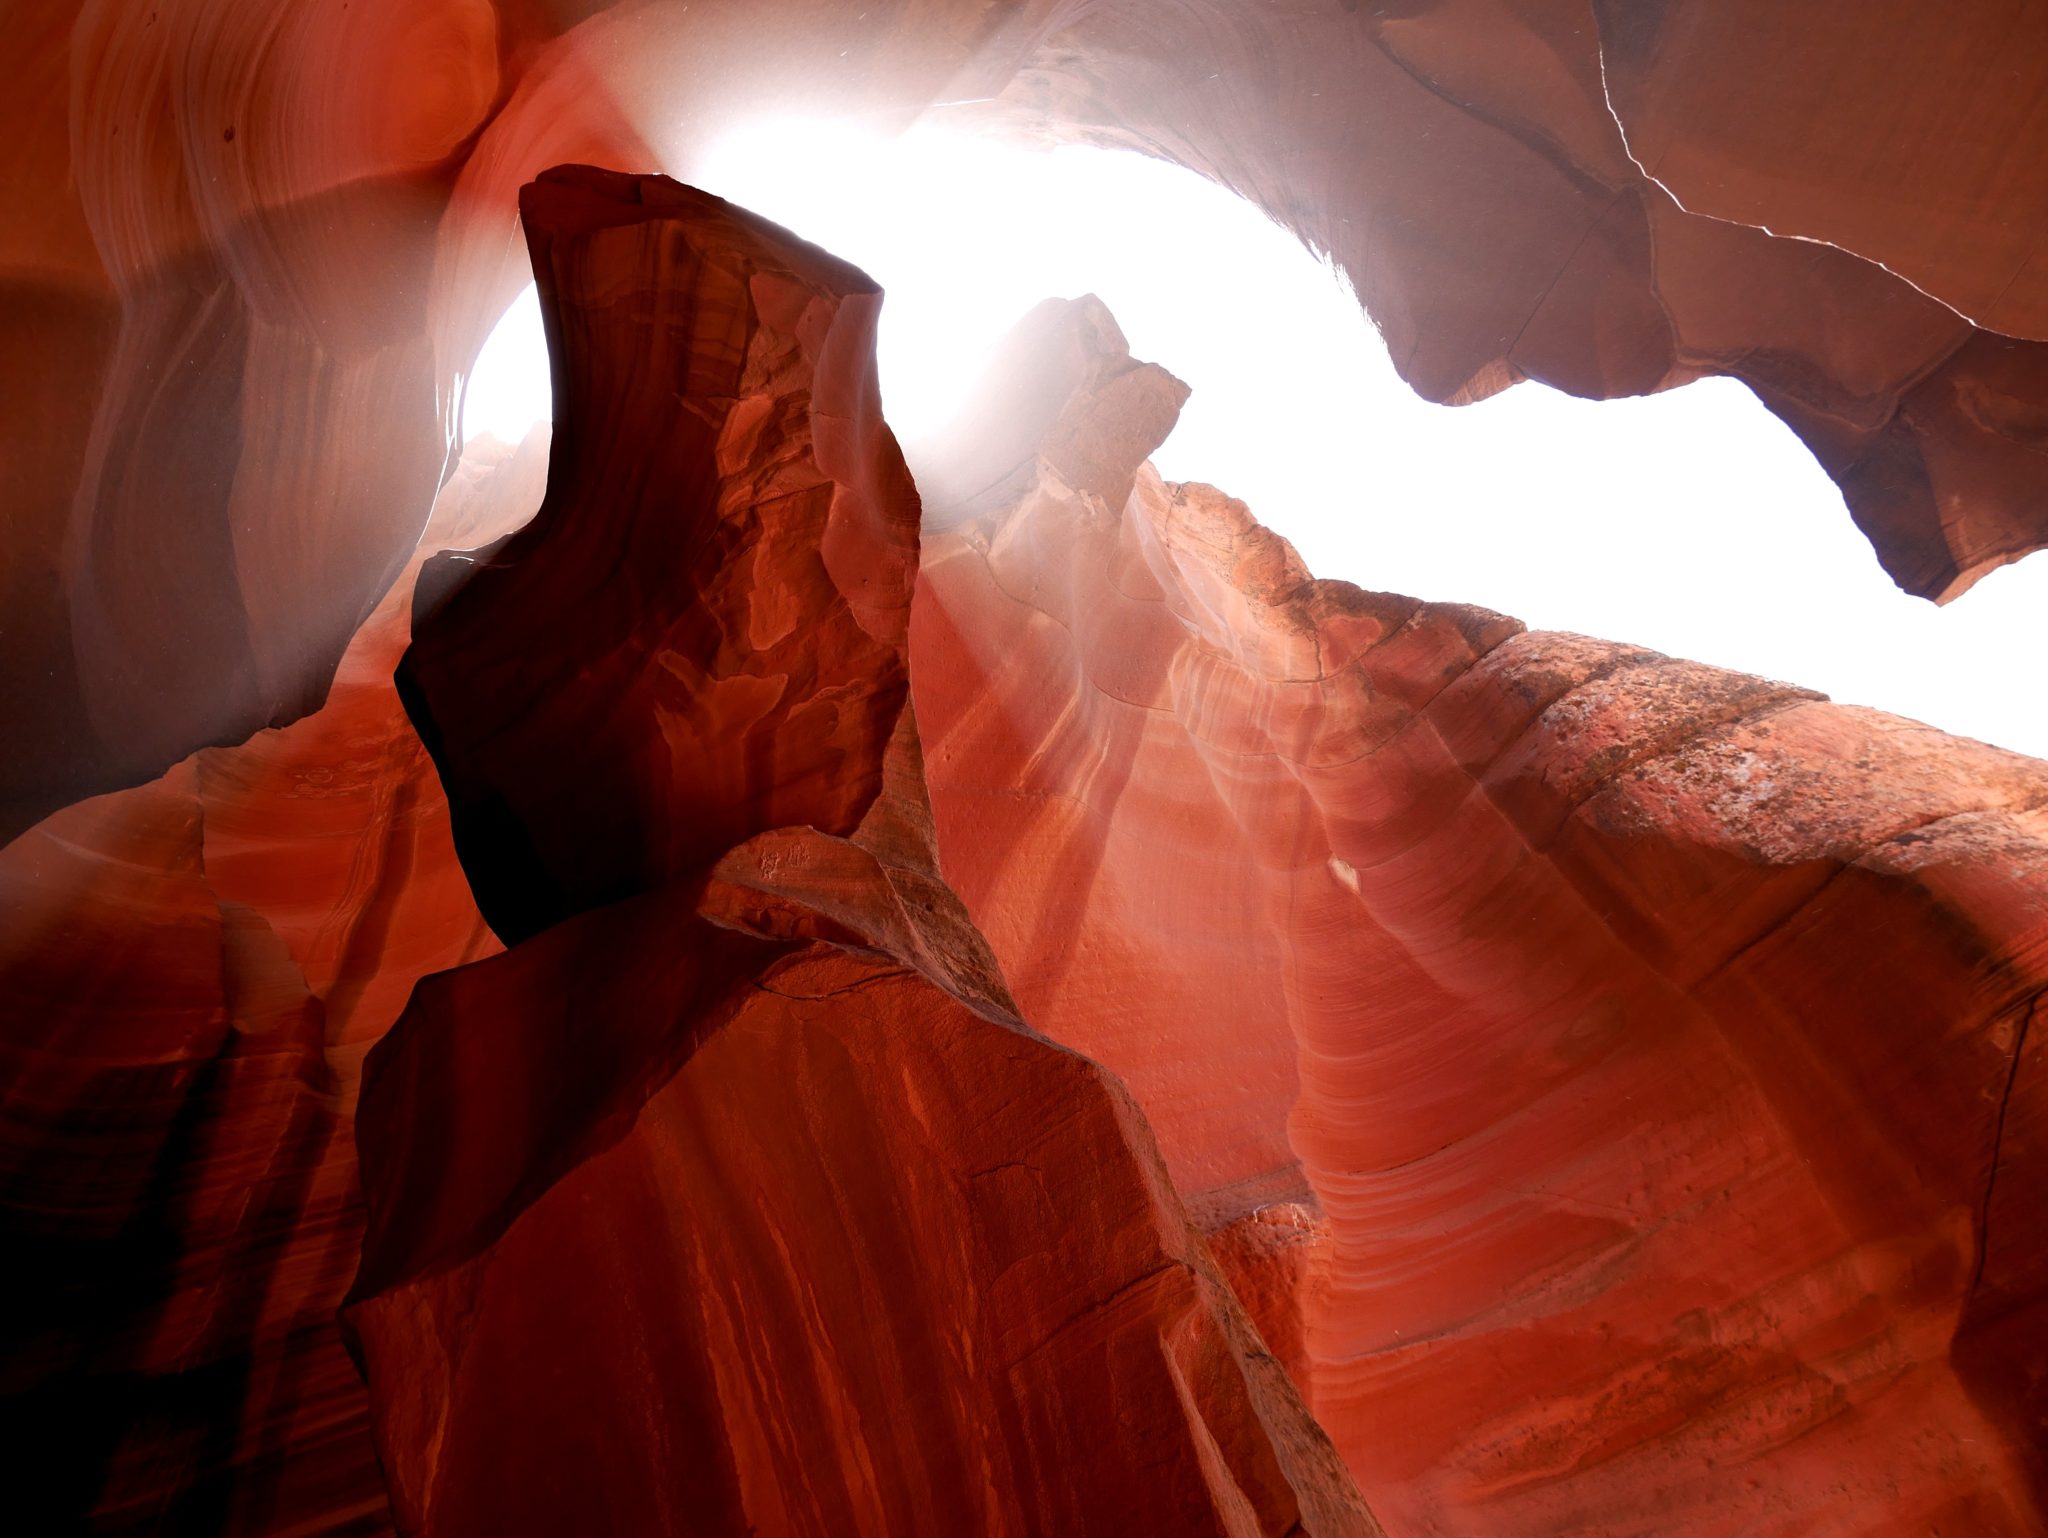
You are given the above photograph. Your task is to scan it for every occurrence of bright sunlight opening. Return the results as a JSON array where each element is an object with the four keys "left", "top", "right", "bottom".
[{"left": 459, "top": 120, "right": 2048, "bottom": 758}]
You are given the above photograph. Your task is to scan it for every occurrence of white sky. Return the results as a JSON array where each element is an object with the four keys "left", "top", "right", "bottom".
[{"left": 461, "top": 120, "right": 2047, "bottom": 758}]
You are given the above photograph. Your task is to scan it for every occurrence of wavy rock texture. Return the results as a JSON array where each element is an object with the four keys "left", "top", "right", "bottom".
[
  {"left": 1, "top": 0, "right": 652, "bottom": 841},
  {"left": 1585, "top": 0, "right": 2048, "bottom": 603},
  {"left": 11, "top": 0, "right": 2048, "bottom": 838},
  {"left": 913, "top": 296, "right": 2048, "bottom": 1535},
  {"left": 991, "top": 0, "right": 2048, "bottom": 603},
  {"left": 10, "top": 4, "right": 2048, "bottom": 1531},
  {"left": 347, "top": 166, "right": 1377, "bottom": 1538},
  {"left": 0, "top": 430, "right": 542, "bottom": 1531}
]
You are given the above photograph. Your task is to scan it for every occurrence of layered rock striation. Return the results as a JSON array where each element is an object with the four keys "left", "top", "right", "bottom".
[
  {"left": 11, "top": 0, "right": 2048, "bottom": 835},
  {"left": 9, "top": 12, "right": 2048, "bottom": 1517},
  {"left": 914, "top": 295, "right": 2048, "bottom": 1535},
  {"left": 345, "top": 166, "right": 1378, "bottom": 1538},
  {"left": 0, "top": 429, "right": 543, "bottom": 1530}
]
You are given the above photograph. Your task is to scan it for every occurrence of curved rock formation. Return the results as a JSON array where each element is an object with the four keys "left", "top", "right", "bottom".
[
  {"left": 1595, "top": 1, "right": 2048, "bottom": 341},
  {"left": 11, "top": 0, "right": 2048, "bottom": 835},
  {"left": 398, "top": 166, "right": 922, "bottom": 942},
  {"left": 0, "top": 429, "right": 540, "bottom": 1531},
  {"left": 1, "top": 0, "right": 652, "bottom": 840},
  {"left": 913, "top": 295, "right": 2048, "bottom": 1535},
  {"left": 348, "top": 165, "right": 1375, "bottom": 1538},
  {"left": 10, "top": 6, "right": 2048, "bottom": 1528}
]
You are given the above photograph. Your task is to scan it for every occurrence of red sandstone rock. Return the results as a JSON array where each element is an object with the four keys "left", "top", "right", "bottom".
[
  {"left": 1196, "top": 1175, "right": 1335, "bottom": 1402},
  {"left": 346, "top": 893, "right": 1375, "bottom": 1538},
  {"left": 981, "top": 0, "right": 2048, "bottom": 600},
  {"left": 912, "top": 295, "right": 2048, "bottom": 1534},
  {"left": 10, "top": 8, "right": 2048, "bottom": 1526},
  {"left": 10, "top": 1, "right": 2048, "bottom": 838},
  {"left": 16, "top": 224, "right": 2046, "bottom": 1535},
  {"left": 347, "top": 169, "right": 1377, "bottom": 1538},
  {"left": 1595, "top": 1, "right": 2048, "bottom": 342},
  {"left": 399, "top": 165, "right": 923, "bottom": 941},
  {"left": 0, "top": 428, "right": 542, "bottom": 1531},
  {"left": 0, "top": 0, "right": 652, "bottom": 841}
]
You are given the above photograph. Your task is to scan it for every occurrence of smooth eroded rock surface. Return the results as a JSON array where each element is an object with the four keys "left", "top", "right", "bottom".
[
  {"left": 13, "top": 0, "right": 2048, "bottom": 840},
  {"left": 347, "top": 168, "right": 1378, "bottom": 1538},
  {"left": 13, "top": 7, "right": 2048, "bottom": 1521},
  {"left": 913, "top": 296, "right": 2048, "bottom": 1536},
  {"left": 0, "top": 428, "right": 542, "bottom": 1531},
  {"left": 347, "top": 894, "right": 1375, "bottom": 1538}
]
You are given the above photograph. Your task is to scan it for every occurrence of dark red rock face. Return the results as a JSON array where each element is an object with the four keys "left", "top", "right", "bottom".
[
  {"left": 399, "top": 167, "right": 920, "bottom": 942},
  {"left": 346, "top": 168, "right": 1377, "bottom": 1538},
  {"left": 7, "top": 6, "right": 2048, "bottom": 1535},
  {"left": 0, "top": 431, "right": 539, "bottom": 1531},
  {"left": 346, "top": 900, "right": 1373, "bottom": 1538}
]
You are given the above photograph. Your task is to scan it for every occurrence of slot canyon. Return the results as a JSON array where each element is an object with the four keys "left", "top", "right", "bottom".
[{"left": 4, "top": 4, "right": 2047, "bottom": 1535}]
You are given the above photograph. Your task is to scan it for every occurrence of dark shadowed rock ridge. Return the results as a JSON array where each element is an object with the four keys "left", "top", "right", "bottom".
[
  {"left": 0, "top": 428, "right": 544, "bottom": 1532},
  {"left": 351, "top": 166, "right": 1381, "bottom": 1538}
]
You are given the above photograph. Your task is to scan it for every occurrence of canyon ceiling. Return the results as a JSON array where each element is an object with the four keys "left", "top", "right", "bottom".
[{"left": 4, "top": 2, "right": 2046, "bottom": 1535}]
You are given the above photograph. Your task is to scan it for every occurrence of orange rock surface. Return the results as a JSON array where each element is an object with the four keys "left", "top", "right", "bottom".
[
  {"left": 0, "top": 431, "right": 539, "bottom": 1530},
  {"left": 6, "top": 5, "right": 2048, "bottom": 1532},
  {"left": 346, "top": 166, "right": 1377, "bottom": 1538},
  {"left": 914, "top": 296, "right": 2048, "bottom": 1535},
  {"left": 346, "top": 893, "right": 1375, "bottom": 1537},
  {"left": 9, "top": 0, "right": 2048, "bottom": 837}
]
